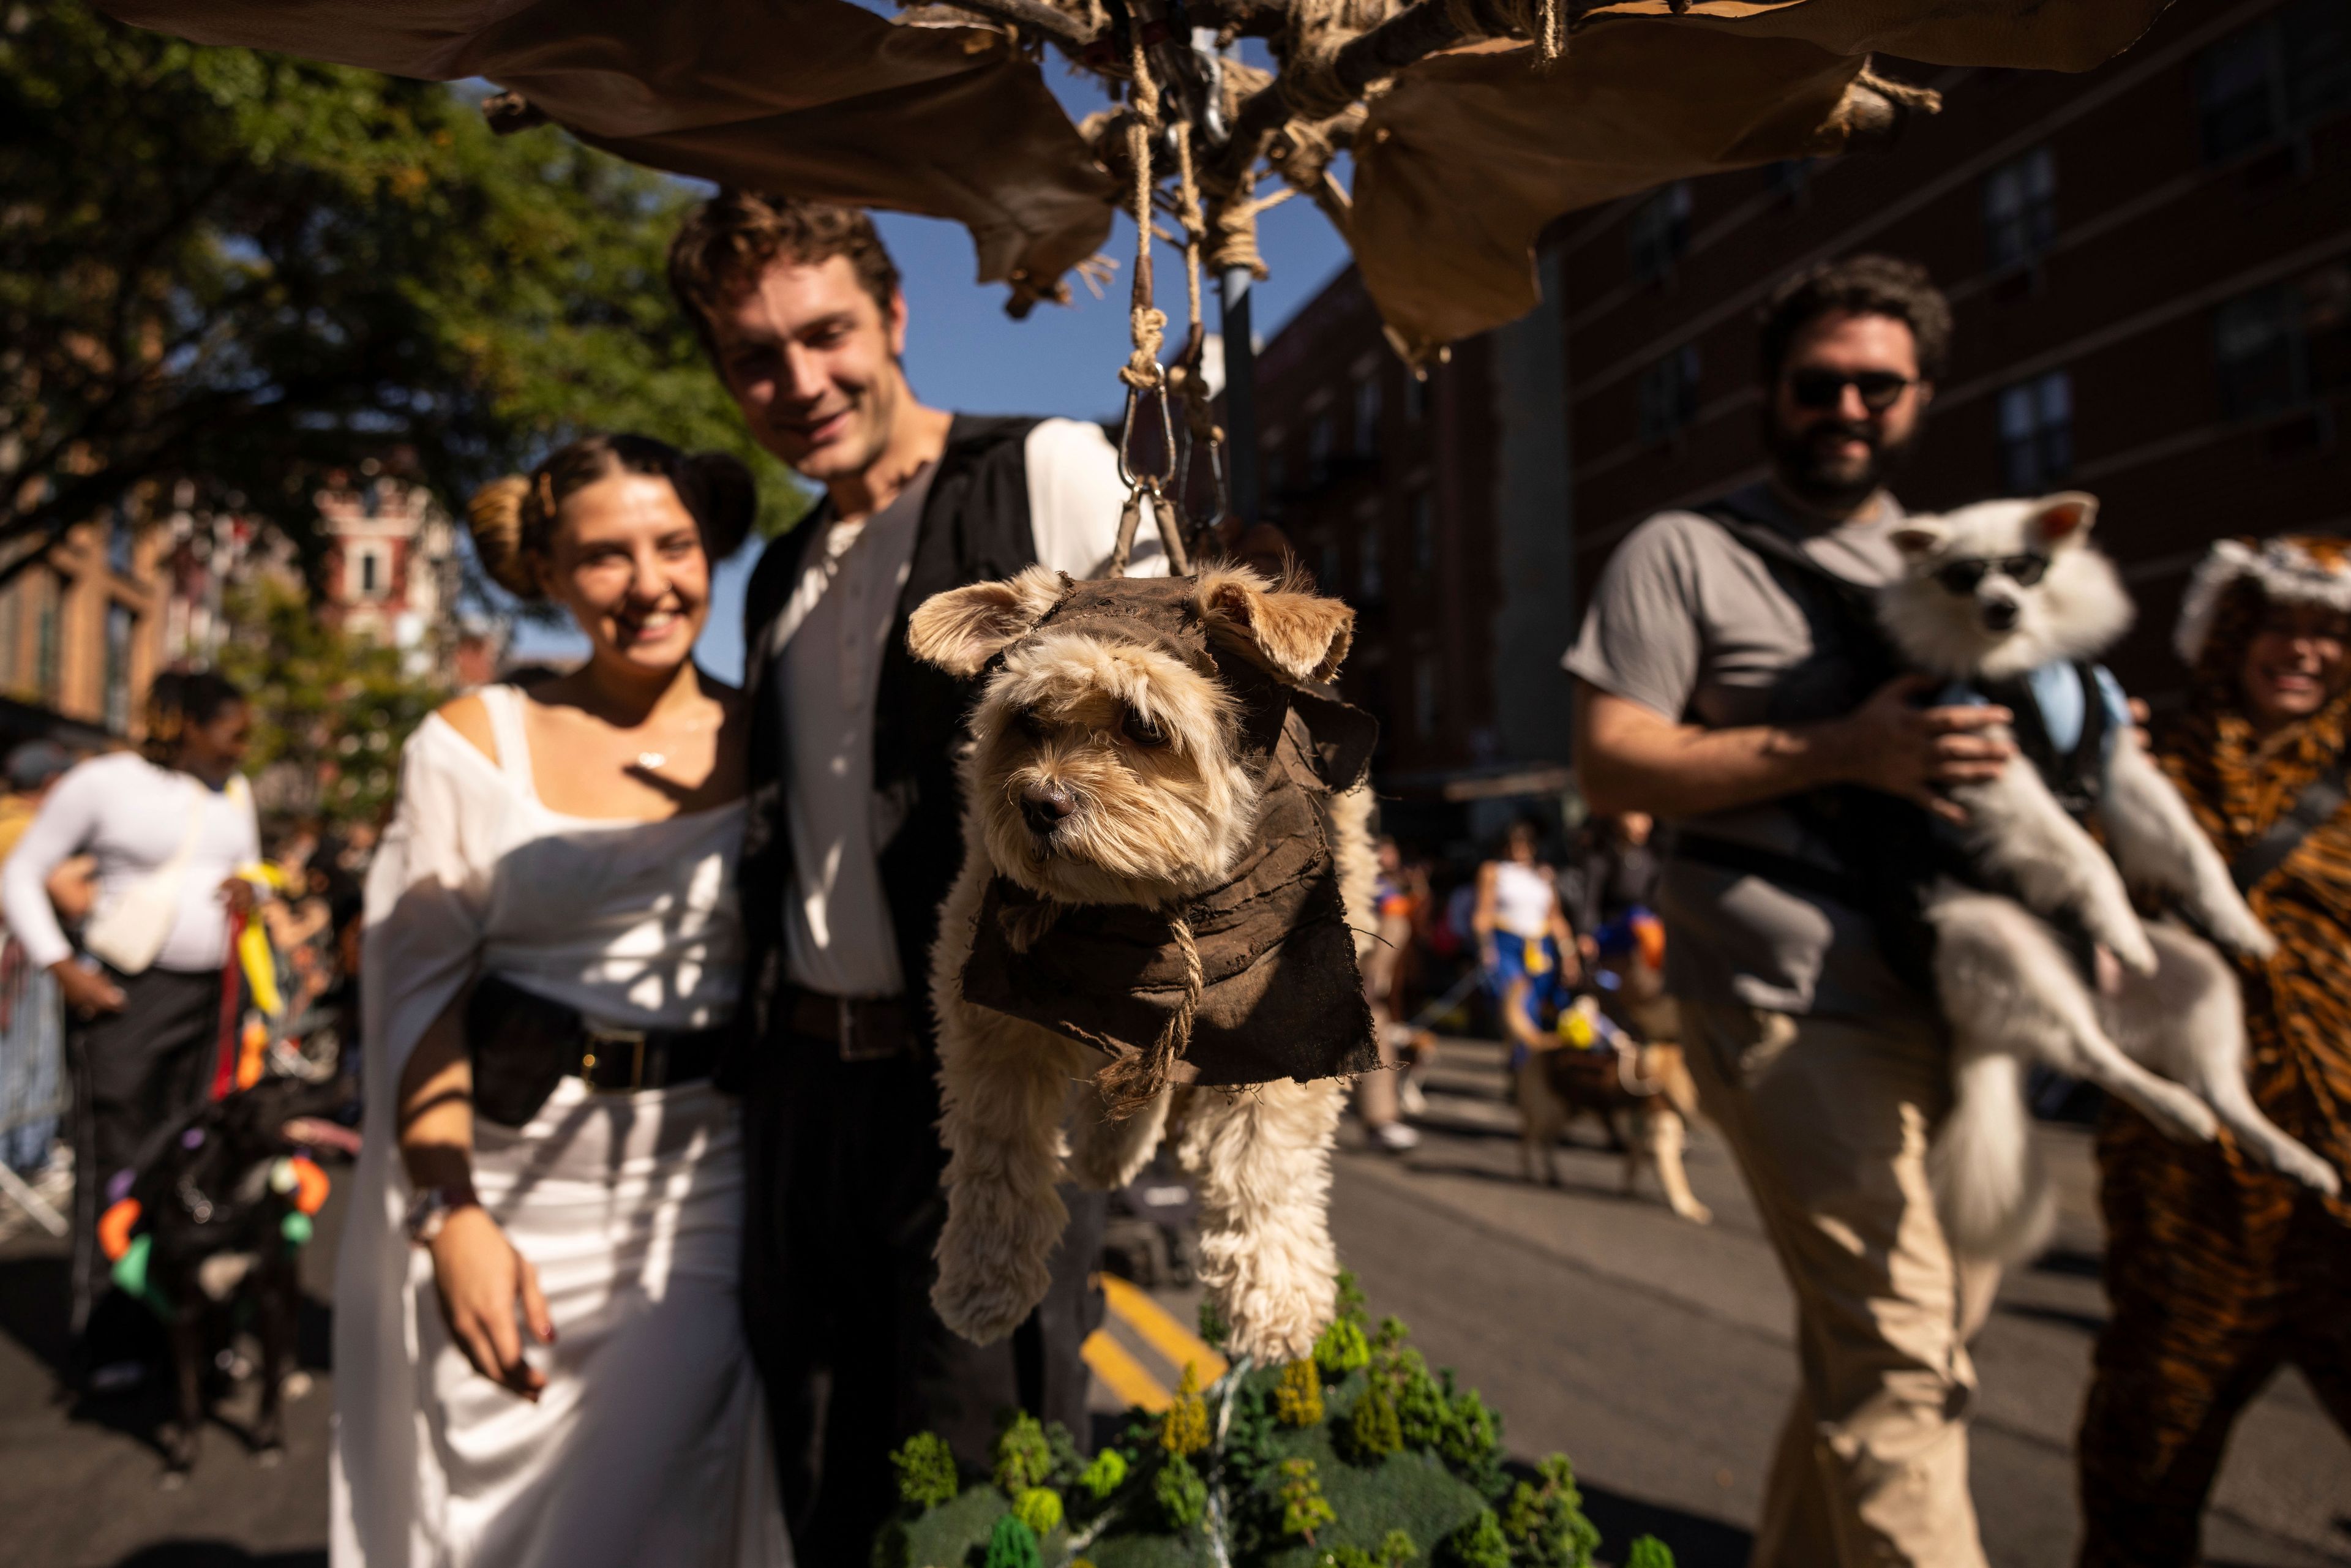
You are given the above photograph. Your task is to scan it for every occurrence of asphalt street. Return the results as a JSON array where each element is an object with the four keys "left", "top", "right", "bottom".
[{"left": 0, "top": 1039, "right": 2345, "bottom": 1567}]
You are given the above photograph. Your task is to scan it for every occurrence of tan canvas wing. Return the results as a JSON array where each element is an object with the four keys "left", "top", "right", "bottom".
[
  {"left": 99, "top": 0, "right": 1116, "bottom": 294},
  {"left": 1349, "top": 0, "right": 2173, "bottom": 355}
]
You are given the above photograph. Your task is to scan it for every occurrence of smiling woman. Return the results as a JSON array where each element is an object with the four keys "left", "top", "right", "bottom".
[{"left": 331, "top": 432, "right": 790, "bottom": 1568}]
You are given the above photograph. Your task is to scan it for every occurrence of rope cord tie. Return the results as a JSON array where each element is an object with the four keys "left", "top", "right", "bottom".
[{"left": 1095, "top": 911, "right": 1202, "bottom": 1119}]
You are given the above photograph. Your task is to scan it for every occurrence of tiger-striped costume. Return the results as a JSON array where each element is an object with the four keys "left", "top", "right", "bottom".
[{"left": 2077, "top": 540, "right": 2351, "bottom": 1567}]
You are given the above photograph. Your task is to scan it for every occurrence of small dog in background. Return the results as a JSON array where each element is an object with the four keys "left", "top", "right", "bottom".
[
  {"left": 102, "top": 1073, "right": 346, "bottom": 1479},
  {"left": 1508, "top": 913, "right": 1710, "bottom": 1225},
  {"left": 912, "top": 565, "right": 1376, "bottom": 1364},
  {"left": 1879, "top": 492, "right": 2338, "bottom": 1261}
]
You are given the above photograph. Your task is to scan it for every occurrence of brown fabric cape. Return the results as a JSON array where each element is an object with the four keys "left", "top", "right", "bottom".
[{"left": 956, "top": 576, "right": 1380, "bottom": 1087}]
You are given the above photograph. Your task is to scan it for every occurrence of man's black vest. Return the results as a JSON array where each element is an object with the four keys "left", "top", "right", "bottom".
[{"left": 729, "top": 415, "right": 1045, "bottom": 1077}]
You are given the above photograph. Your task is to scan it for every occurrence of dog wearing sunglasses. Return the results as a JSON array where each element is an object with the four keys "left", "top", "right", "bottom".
[{"left": 1879, "top": 492, "right": 2337, "bottom": 1261}]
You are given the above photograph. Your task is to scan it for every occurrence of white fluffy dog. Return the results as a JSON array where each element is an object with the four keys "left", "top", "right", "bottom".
[
  {"left": 1880, "top": 492, "right": 2339, "bottom": 1261},
  {"left": 908, "top": 565, "right": 1377, "bottom": 1364}
]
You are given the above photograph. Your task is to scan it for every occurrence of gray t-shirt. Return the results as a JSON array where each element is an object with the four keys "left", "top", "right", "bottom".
[{"left": 1563, "top": 482, "right": 1925, "bottom": 1019}]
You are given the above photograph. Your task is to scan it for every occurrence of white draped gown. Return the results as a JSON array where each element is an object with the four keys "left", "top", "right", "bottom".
[{"left": 331, "top": 685, "right": 791, "bottom": 1568}]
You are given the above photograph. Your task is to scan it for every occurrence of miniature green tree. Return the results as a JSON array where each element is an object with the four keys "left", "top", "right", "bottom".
[
  {"left": 984, "top": 1514, "right": 1042, "bottom": 1568},
  {"left": 1438, "top": 1386, "right": 1502, "bottom": 1490},
  {"left": 1346, "top": 1379, "right": 1403, "bottom": 1462},
  {"left": 1279, "top": 1458, "right": 1338, "bottom": 1544},
  {"left": 1335, "top": 1269, "right": 1370, "bottom": 1326},
  {"left": 1012, "top": 1487, "right": 1064, "bottom": 1535},
  {"left": 1442, "top": 1508, "right": 1511, "bottom": 1568},
  {"left": 888, "top": 1431, "right": 959, "bottom": 1509},
  {"left": 1625, "top": 1537, "right": 1677, "bottom": 1568},
  {"left": 1277, "top": 1359, "right": 1327, "bottom": 1427},
  {"left": 1386, "top": 1348, "right": 1448, "bottom": 1448},
  {"left": 1499, "top": 1454, "right": 1601, "bottom": 1568},
  {"left": 1379, "top": 1529, "right": 1419, "bottom": 1567},
  {"left": 1161, "top": 1364, "right": 1210, "bottom": 1458},
  {"left": 1319, "top": 1529, "right": 1415, "bottom": 1568},
  {"left": 1078, "top": 1447, "right": 1129, "bottom": 1501},
  {"left": 1047, "top": 1421, "right": 1087, "bottom": 1488},
  {"left": 1156, "top": 1454, "right": 1209, "bottom": 1527},
  {"left": 1199, "top": 1297, "right": 1231, "bottom": 1351},
  {"left": 1314, "top": 1316, "right": 1372, "bottom": 1377},
  {"left": 995, "top": 1412, "right": 1054, "bottom": 1495}
]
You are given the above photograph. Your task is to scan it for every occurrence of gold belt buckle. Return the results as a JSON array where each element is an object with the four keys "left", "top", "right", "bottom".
[{"left": 582, "top": 1026, "right": 649, "bottom": 1092}]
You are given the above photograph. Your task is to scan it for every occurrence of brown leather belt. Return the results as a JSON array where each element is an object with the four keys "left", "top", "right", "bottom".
[
  {"left": 787, "top": 987, "right": 910, "bottom": 1062},
  {"left": 574, "top": 1024, "right": 727, "bottom": 1093}
]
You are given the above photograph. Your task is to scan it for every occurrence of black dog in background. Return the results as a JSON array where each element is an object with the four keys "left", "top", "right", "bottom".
[{"left": 108, "top": 1073, "right": 348, "bottom": 1478}]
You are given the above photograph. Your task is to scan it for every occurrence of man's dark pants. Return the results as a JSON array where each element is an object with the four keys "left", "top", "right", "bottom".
[{"left": 740, "top": 1022, "right": 1104, "bottom": 1558}]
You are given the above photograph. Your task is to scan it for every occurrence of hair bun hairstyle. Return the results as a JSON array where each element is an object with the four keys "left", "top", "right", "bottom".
[
  {"left": 463, "top": 436, "right": 756, "bottom": 604},
  {"left": 677, "top": 451, "right": 757, "bottom": 564},
  {"left": 466, "top": 475, "right": 539, "bottom": 599}
]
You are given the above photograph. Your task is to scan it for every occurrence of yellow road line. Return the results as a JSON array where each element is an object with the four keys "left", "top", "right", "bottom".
[
  {"left": 1081, "top": 1329, "right": 1171, "bottom": 1412},
  {"left": 1095, "top": 1274, "right": 1229, "bottom": 1386}
]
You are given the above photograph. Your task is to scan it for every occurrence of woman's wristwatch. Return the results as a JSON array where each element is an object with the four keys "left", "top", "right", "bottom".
[{"left": 404, "top": 1184, "right": 481, "bottom": 1245}]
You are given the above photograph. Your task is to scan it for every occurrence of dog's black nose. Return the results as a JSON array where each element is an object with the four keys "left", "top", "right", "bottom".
[
  {"left": 1979, "top": 598, "right": 2019, "bottom": 631},
  {"left": 1021, "top": 782, "right": 1076, "bottom": 836}
]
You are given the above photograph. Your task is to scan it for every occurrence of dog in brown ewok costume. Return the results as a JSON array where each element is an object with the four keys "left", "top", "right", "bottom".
[{"left": 909, "top": 565, "right": 1380, "bottom": 1363}]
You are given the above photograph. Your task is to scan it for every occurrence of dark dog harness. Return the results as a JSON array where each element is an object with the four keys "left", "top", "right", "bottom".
[{"left": 958, "top": 575, "right": 1382, "bottom": 1092}]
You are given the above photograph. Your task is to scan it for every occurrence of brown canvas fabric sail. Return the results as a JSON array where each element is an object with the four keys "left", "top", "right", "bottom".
[
  {"left": 99, "top": 0, "right": 2171, "bottom": 352},
  {"left": 99, "top": 0, "right": 1118, "bottom": 296}
]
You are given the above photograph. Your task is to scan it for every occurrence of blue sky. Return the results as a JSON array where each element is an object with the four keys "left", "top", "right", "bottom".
[{"left": 511, "top": 43, "right": 1353, "bottom": 681}]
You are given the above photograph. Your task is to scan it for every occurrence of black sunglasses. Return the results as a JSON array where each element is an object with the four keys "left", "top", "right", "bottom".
[
  {"left": 1933, "top": 554, "right": 2050, "bottom": 595},
  {"left": 1787, "top": 369, "right": 1916, "bottom": 412}
]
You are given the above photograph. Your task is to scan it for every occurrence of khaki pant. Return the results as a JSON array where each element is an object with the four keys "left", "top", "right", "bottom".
[{"left": 1681, "top": 1000, "right": 2001, "bottom": 1568}]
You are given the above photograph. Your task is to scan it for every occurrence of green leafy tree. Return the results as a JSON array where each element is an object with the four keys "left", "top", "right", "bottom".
[
  {"left": 1011, "top": 1487, "right": 1063, "bottom": 1535},
  {"left": 888, "top": 1431, "right": 959, "bottom": 1510},
  {"left": 1442, "top": 1509, "right": 1512, "bottom": 1568},
  {"left": 1624, "top": 1537, "right": 1676, "bottom": 1568},
  {"left": 1155, "top": 1453, "right": 1208, "bottom": 1528},
  {"left": 1345, "top": 1379, "right": 1403, "bottom": 1463},
  {"left": 1315, "top": 1316, "right": 1371, "bottom": 1377},
  {"left": 994, "top": 1412, "right": 1054, "bottom": 1495},
  {"left": 1437, "top": 1385, "right": 1502, "bottom": 1493},
  {"left": 1198, "top": 1297, "right": 1230, "bottom": 1351},
  {"left": 1078, "top": 1447, "right": 1128, "bottom": 1500},
  {"left": 1161, "top": 1362, "right": 1210, "bottom": 1457},
  {"left": 214, "top": 578, "right": 444, "bottom": 830},
  {"left": 983, "top": 1514, "right": 1042, "bottom": 1568},
  {"left": 0, "top": 3, "right": 803, "bottom": 587},
  {"left": 1498, "top": 1455, "right": 1600, "bottom": 1568},
  {"left": 1278, "top": 1457, "right": 1337, "bottom": 1543}
]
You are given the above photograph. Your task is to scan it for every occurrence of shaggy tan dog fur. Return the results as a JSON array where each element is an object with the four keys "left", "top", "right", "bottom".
[{"left": 910, "top": 565, "right": 1373, "bottom": 1363}]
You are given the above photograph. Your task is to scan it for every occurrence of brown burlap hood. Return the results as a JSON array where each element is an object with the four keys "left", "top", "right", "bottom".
[{"left": 957, "top": 574, "right": 1382, "bottom": 1089}]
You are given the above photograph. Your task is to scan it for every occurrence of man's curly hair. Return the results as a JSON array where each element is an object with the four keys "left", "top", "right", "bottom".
[
  {"left": 1758, "top": 254, "right": 1952, "bottom": 385},
  {"left": 667, "top": 191, "right": 902, "bottom": 358}
]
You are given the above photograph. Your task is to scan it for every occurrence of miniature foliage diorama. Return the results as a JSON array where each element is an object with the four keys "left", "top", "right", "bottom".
[{"left": 873, "top": 1274, "right": 1675, "bottom": 1568}]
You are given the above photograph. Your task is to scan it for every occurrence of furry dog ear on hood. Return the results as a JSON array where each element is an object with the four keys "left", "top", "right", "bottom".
[
  {"left": 1194, "top": 566, "right": 1355, "bottom": 685},
  {"left": 907, "top": 565, "right": 1070, "bottom": 677}
]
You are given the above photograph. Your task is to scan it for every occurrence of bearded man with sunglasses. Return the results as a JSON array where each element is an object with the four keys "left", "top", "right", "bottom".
[{"left": 1567, "top": 256, "right": 2011, "bottom": 1568}]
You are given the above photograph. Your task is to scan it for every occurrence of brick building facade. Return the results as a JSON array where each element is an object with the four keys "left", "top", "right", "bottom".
[{"left": 1253, "top": 0, "right": 2348, "bottom": 833}]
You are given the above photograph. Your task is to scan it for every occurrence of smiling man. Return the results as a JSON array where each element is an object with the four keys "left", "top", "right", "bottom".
[
  {"left": 1567, "top": 257, "right": 2011, "bottom": 1568},
  {"left": 667, "top": 193, "right": 1162, "bottom": 1557}
]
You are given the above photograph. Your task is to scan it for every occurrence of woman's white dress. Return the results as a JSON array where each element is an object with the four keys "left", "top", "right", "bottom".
[{"left": 331, "top": 686, "right": 791, "bottom": 1568}]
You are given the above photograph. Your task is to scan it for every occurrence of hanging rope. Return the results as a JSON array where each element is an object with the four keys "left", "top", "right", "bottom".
[
  {"left": 1095, "top": 911, "right": 1203, "bottom": 1118},
  {"left": 1118, "top": 25, "right": 1166, "bottom": 399}
]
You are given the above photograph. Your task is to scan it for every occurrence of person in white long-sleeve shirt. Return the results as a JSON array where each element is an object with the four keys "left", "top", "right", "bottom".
[{"left": 0, "top": 671, "right": 258, "bottom": 1388}]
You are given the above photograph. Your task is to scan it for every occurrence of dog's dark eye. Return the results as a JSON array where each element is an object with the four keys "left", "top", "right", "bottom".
[
  {"left": 1122, "top": 707, "right": 1168, "bottom": 749},
  {"left": 1010, "top": 706, "right": 1048, "bottom": 740}
]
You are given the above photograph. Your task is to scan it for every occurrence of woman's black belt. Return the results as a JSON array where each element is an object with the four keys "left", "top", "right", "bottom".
[{"left": 466, "top": 973, "right": 730, "bottom": 1126}]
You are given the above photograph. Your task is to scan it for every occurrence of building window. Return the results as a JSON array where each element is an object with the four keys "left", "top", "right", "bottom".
[
  {"left": 1627, "top": 182, "right": 1692, "bottom": 284},
  {"left": 103, "top": 604, "right": 134, "bottom": 735},
  {"left": 1359, "top": 520, "right": 1385, "bottom": 605},
  {"left": 1412, "top": 655, "right": 1439, "bottom": 738},
  {"left": 349, "top": 542, "right": 392, "bottom": 602},
  {"left": 1637, "top": 345, "right": 1701, "bottom": 445},
  {"left": 1983, "top": 147, "right": 2056, "bottom": 271},
  {"left": 1353, "top": 376, "right": 1382, "bottom": 458},
  {"left": 1998, "top": 372, "right": 2073, "bottom": 492},
  {"left": 2215, "top": 264, "right": 2351, "bottom": 418},
  {"left": 1409, "top": 490, "right": 1436, "bottom": 574},
  {"left": 2197, "top": 0, "right": 2351, "bottom": 162}
]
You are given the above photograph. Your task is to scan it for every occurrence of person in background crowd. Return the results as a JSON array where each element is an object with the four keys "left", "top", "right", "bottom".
[
  {"left": 1565, "top": 811, "right": 1661, "bottom": 966},
  {"left": 1474, "top": 818, "right": 1578, "bottom": 1054},
  {"left": 2, "top": 675, "right": 261, "bottom": 1392},
  {"left": 333, "top": 433, "right": 788, "bottom": 1567},
  {"left": 0, "top": 740, "right": 75, "bottom": 1177},
  {"left": 2077, "top": 537, "right": 2351, "bottom": 1566},
  {"left": 1354, "top": 835, "right": 1423, "bottom": 1154},
  {"left": 668, "top": 192, "right": 1163, "bottom": 1555},
  {"left": 1568, "top": 256, "right": 2012, "bottom": 1567}
]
